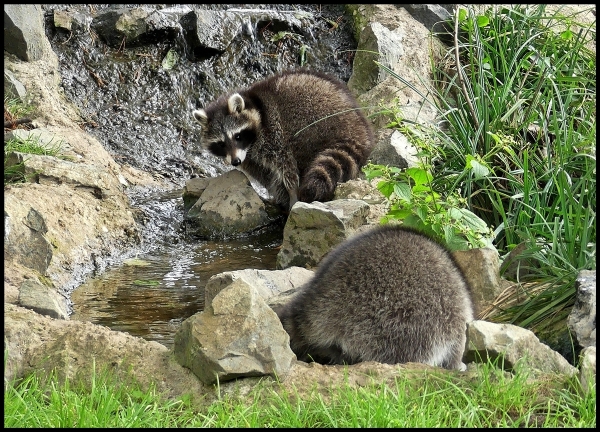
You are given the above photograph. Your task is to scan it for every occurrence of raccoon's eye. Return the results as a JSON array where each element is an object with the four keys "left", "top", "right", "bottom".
[{"left": 234, "top": 133, "right": 241, "bottom": 141}]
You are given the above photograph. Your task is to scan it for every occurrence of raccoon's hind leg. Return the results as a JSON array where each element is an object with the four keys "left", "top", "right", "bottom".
[{"left": 298, "top": 146, "right": 362, "bottom": 203}]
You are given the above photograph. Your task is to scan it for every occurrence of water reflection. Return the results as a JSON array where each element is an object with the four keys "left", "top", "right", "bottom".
[{"left": 71, "top": 232, "right": 282, "bottom": 349}]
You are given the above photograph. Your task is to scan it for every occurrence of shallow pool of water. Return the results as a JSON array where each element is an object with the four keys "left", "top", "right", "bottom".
[{"left": 71, "top": 230, "right": 282, "bottom": 350}]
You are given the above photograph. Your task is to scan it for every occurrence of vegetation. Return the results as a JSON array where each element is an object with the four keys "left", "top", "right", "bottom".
[
  {"left": 4, "top": 360, "right": 595, "bottom": 427},
  {"left": 3, "top": 4, "right": 595, "bottom": 429},
  {"left": 4, "top": 96, "right": 68, "bottom": 184},
  {"left": 366, "top": 5, "right": 596, "bottom": 333}
]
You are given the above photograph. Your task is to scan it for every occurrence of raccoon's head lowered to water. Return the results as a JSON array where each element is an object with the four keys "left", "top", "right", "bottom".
[{"left": 193, "top": 93, "right": 260, "bottom": 166}]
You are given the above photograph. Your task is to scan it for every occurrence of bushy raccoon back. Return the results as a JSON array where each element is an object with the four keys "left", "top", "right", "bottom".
[{"left": 277, "top": 225, "right": 475, "bottom": 370}]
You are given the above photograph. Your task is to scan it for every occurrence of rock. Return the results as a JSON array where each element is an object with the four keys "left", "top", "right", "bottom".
[
  {"left": 577, "top": 346, "right": 596, "bottom": 394},
  {"left": 452, "top": 248, "right": 502, "bottom": 314},
  {"left": 18, "top": 278, "right": 68, "bottom": 320},
  {"left": 5, "top": 152, "right": 120, "bottom": 199},
  {"left": 348, "top": 5, "right": 443, "bottom": 129},
  {"left": 368, "top": 128, "right": 420, "bottom": 168},
  {"left": 464, "top": 320, "right": 577, "bottom": 377},
  {"left": 52, "top": 9, "right": 93, "bottom": 34},
  {"left": 173, "top": 278, "right": 296, "bottom": 385},
  {"left": 347, "top": 21, "right": 404, "bottom": 94},
  {"left": 4, "top": 69, "right": 27, "bottom": 100},
  {"left": 180, "top": 10, "right": 244, "bottom": 56},
  {"left": 183, "top": 169, "right": 276, "bottom": 239},
  {"left": 4, "top": 206, "right": 53, "bottom": 274},
  {"left": 567, "top": 270, "right": 596, "bottom": 349},
  {"left": 4, "top": 5, "right": 47, "bottom": 61},
  {"left": 91, "top": 6, "right": 180, "bottom": 47},
  {"left": 276, "top": 199, "right": 371, "bottom": 269},
  {"left": 204, "top": 267, "right": 314, "bottom": 309},
  {"left": 401, "top": 4, "right": 455, "bottom": 34}
]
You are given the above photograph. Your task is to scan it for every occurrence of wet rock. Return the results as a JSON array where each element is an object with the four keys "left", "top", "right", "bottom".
[
  {"left": 18, "top": 278, "right": 68, "bottom": 320},
  {"left": 4, "top": 5, "right": 47, "bottom": 61},
  {"left": 453, "top": 247, "right": 502, "bottom": 314},
  {"left": 402, "top": 4, "right": 455, "bottom": 34},
  {"left": 464, "top": 320, "right": 578, "bottom": 377},
  {"left": 180, "top": 10, "right": 244, "bottom": 58},
  {"left": 276, "top": 199, "right": 370, "bottom": 269},
  {"left": 567, "top": 270, "right": 596, "bottom": 349},
  {"left": 173, "top": 278, "right": 295, "bottom": 385},
  {"left": 368, "top": 128, "right": 420, "bottom": 168},
  {"left": 52, "top": 9, "right": 93, "bottom": 34},
  {"left": 182, "top": 176, "right": 211, "bottom": 212},
  {"left": 91, "top": 6, "right": 180, "bottom": 47},
  {"left": 183, "top": 169, "right": 276, "bottom": 239}
]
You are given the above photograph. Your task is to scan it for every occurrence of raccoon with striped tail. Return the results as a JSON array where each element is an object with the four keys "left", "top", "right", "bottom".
[
  {"left": 276, "top": 225, "right": 475, "bottom": 371},
  {"left": 192, "top": 69, "right": 376, "bottom": 212}
]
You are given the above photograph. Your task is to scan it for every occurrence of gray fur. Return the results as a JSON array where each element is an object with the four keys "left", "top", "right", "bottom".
[
  {"left": 192, "top": 69, "right": 376, "bottom": 211},
  {"left": 276, "top": 225, "right": 475, "bottom": 370}
]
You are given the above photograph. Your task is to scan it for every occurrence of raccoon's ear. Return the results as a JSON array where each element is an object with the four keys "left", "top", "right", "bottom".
[
  {"left": 193, "top": 109, "right": 208, "bottom": 127},
  {"left": 228, "top": 93, "right": 245, "bottom": 114}
]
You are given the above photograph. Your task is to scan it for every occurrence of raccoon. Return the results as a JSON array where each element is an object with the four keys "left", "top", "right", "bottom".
[
  {"left": 192, "top": 69, "right": 375, "bottom": 212},
  {"left": 276, "top": 225, "right": 475, "bottom": 371}
]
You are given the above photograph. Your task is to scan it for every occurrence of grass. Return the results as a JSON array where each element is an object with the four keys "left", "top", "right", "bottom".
[
  {"left": 4, "top": 96, "right": 69, "bottom": 184},
  {"left": 4, "top": 359, "right": 595, "bottom": 427},
  {"left": 370, "top": 4, "right": 596, "bottom": 334}
]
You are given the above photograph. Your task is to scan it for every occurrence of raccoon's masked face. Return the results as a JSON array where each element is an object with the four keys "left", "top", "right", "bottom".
[{"left": 193, "top": 93, "right": 259, "bottom": 166}]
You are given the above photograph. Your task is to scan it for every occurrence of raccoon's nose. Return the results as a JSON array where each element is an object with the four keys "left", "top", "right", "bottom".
[{"left": 231, "top": 157, "right": 242, "bottom": 166}]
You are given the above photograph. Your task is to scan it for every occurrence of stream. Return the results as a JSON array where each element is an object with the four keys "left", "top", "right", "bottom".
[
  {"left": 42, "top": 4, "right": 357, "bottom": 347},
  {"left": 70, "top": 188, "right": 284, "bottom": 350}
]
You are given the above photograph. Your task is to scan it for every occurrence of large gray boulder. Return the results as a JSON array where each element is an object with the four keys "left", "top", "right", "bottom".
[
  {"left": 464, "top": 320, "right": 577, "bottom": 377},
  {"left": 567, "top": 270, "right": 596, "bottom": 350},
  {"left": 4, "top": 5, "right": 47, "bottom": 61},
  {"left": 183, "top": 170, "right": 277, "bottom": 239},
  {"left": 276, "top": 199, "right": 371, "bottom": 269},
  {"left": 204, "top": 267, "right": 314, "bottom": 309},
  {"left": 452, "top": 247, "right": 502, "bottom": 314},
  {"left": 173, "top": 277, "right": 296, "bottom": 385}
]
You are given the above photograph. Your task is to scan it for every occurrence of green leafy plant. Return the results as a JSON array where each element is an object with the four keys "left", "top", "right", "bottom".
[
  {"left": 374, "top": 4, "right": 595, "bottom": 333},
  {"left": 364, "top": 162, "right": 495, "bottom": 251}
]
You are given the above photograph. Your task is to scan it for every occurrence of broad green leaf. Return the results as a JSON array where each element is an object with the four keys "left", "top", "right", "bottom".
[
  {"left": 560, "top": 29, "right": 573, "bottom": 40},
  {"left": 376, "top": 180, "right": 395, "bottom": 198},
  {"left": 364, "top": 168, "right": 384, "bottom": 180},
  {"left": 470, "top": 159, "right": 490, "bottom": 179},
  {"left": 393, "top": 182, "right": 412, "bottom": 202},
  {"left": 387, "top": 208, "right": 412, "bottom": 219},
  {"left": 458, "top": 8, "right": 467, "bottom": 21},
  {"left": 476, "top": 15, "right": 490, "bottom": 27},
  {"left": 456, "top": 208, "right": 490, "bottom": 233},
  {"left": 406, "top": 167, "right": 432, "bottom": 186}
]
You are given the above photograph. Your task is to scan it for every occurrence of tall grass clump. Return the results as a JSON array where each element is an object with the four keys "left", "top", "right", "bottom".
[{"left": 372, "top": 5, "right": 595, "bottom": 334}]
